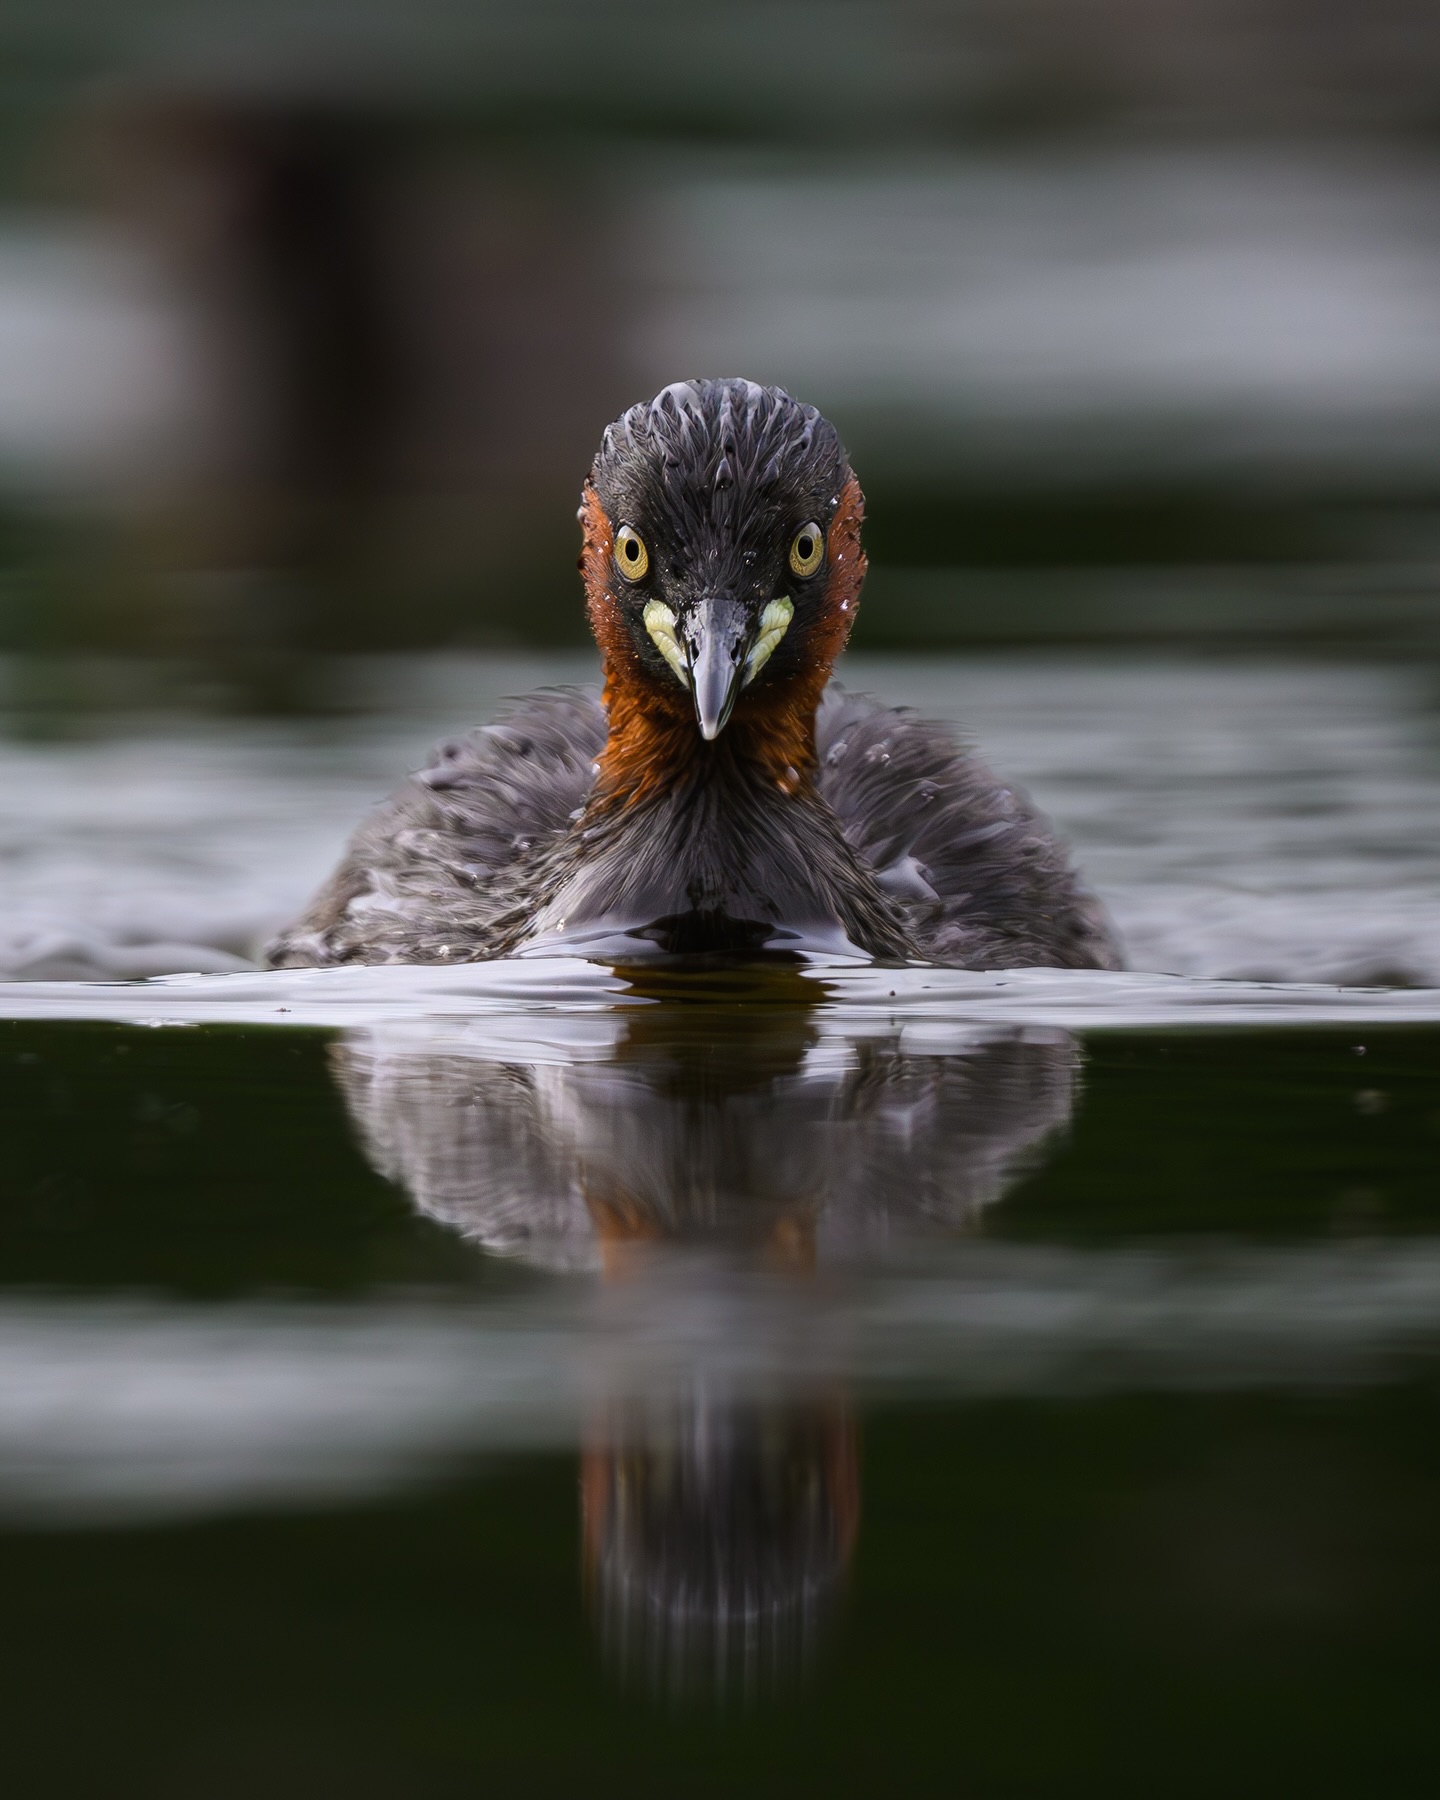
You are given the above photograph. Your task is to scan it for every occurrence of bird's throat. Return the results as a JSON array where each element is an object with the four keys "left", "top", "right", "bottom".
[{"left": 591, "top": 671, "right": 820, "bottom": 812}]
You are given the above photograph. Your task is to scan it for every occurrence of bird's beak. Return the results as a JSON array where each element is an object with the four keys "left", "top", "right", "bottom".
[{"left": 684, "top": 597, "right": 749, "bottom": 741}]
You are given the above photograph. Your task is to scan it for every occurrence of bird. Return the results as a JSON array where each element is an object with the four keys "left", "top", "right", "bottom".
[{"left": 266, "top": 377, "right": 1119, "bottom": 969}]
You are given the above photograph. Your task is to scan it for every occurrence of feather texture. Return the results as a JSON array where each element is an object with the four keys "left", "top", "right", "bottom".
[{"left": 266, "top": 684, "right": 1119, "bottom": 970}]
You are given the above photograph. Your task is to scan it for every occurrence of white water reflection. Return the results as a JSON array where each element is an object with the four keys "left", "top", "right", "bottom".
[
  {"left": 1, "top": 963, "right": 1438, "bottom": 1030},
  {"left": 5, "top": 1245, "right": 1440, "bottom": 1524},
  {"left": 2, "top": 651, "right": 1437, "bottom": 989}
]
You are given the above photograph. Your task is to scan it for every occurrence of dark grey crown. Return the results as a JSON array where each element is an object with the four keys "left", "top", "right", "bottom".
[{"left": 588, "top": 378, "right": 851, "bottom": 556}]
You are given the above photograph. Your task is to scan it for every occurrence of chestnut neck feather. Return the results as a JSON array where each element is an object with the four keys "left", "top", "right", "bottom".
[{"left": 577, "top": 477, "right": 866, "bottom": 812}]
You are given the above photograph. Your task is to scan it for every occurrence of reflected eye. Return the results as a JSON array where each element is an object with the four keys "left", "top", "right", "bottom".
[
  {"left": 789, "top": 522, "right": 824, "bottom": 579},
  {"left": 614, "top": 525, "right": 649, "bottom": 581}
]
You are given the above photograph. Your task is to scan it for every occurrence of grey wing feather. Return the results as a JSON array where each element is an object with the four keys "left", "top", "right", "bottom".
[
  {"left": 266, "top": 686, "right": 606, "bottom": 966},
  {"left": 816, "top": 685, "right": 1121, "bottom": 970}
]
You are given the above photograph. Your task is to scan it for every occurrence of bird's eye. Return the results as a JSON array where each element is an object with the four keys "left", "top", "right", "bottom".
[
  {"left": 789, "top": 523, "right": 824, "bottom": 579},
  {"left": 614, "top": 525, "right": 649, "bottom": 581}
]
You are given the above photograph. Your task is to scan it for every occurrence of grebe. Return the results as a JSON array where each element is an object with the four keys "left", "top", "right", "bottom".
[{"left": 267, "top": 378, "right": 1119, "bottom": 968}]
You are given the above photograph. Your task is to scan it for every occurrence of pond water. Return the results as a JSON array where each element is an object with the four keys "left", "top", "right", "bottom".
[{"left": 2, "top": 651, "right": 1440, "bottom": 1795}]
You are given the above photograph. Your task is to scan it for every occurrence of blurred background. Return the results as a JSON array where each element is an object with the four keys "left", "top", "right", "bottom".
[
  {"left": 5, "top": 0, "right": 1440, "bottom": 691},
  {"left": 2, "top": 0, "right": 1440, "bottom": 984}
]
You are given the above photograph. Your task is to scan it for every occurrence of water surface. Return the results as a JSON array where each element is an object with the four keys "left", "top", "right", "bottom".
[
  {"left": 2, "top": 650, "right": 1440, "bottom": 1792},
  {"left": 2, "top": 1006, "right": 1440, "bottom": 1790}
]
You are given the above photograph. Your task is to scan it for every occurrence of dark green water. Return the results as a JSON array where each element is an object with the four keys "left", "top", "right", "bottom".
[
  {"left": 2, "top": 1016, "right": 1440, "bottom": 1796},
  {"left": 5, "top": 1022, "right": 1440, "bottom": 1281}
]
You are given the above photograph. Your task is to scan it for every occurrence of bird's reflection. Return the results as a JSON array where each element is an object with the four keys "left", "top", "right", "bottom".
[
  {"left": 332, "top": 967, "right": 1078, "bottom": 1697},
  {"left": 581, "top": 1393, "right": 859, "bottom": 1702}
]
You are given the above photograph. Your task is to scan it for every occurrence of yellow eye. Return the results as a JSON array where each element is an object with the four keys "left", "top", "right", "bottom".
[
  {"left": 614, "top": 524, "right": 649, "bottom": 581},
  {"left": 789, "top": 522, "right": 824, "bottom": 579}
]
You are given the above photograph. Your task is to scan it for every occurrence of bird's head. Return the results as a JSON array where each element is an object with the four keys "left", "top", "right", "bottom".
[{"left": 580, "top": 379, "right": 866, "bottom": 741}]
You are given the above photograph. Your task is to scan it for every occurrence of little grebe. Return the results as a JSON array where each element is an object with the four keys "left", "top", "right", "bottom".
[{"left": 267, "top": 378, "right": 1119, "bottom": 968}]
